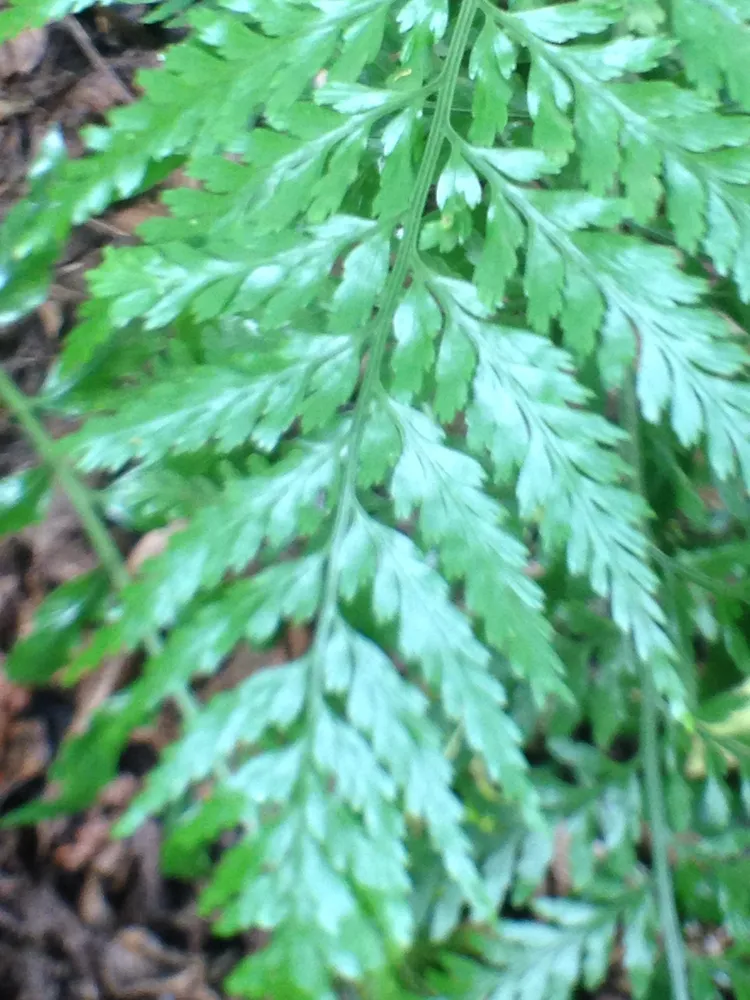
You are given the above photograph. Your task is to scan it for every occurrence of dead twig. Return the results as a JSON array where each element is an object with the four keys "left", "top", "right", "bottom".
[{"left": 62, "top": 16, "right": 134, "bottom": 106}]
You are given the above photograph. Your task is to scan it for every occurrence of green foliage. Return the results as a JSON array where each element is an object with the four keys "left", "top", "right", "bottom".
[
  {"left": 431, "top": 893, "right": 652, "bottom": 1000},
  {"left": 0, "top": 467, "right": 51, "bottom": 534},
  {"left": 3, "top": 0, "right": 750, "bottom": 998}
]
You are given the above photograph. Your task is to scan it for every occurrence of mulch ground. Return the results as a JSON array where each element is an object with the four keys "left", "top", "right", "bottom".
[{"left": 0, "top": 8, "right": 252, "bottom": 997}]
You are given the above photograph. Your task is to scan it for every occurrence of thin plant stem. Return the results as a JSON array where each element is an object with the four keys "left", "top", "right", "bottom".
[
  {"left": 0, "top": 367, "right": 129, "bottom": 587},
  {"left": 0, "top": 367, "right": 163, "bottom": 662},
  {"left": 622, "top": 380, "right": 691, "bottom": 1000}
]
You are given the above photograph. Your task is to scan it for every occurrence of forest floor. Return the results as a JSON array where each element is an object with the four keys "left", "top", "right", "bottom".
[{"left": 0, "top": 9, "right": 253, "bottom": 997}]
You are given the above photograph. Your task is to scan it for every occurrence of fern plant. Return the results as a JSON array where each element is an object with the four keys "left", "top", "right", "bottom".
[{"left": 4, "top": 0, "right": 750, "bottom": 997}]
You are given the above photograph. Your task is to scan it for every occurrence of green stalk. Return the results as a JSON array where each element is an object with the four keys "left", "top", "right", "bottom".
[
  {"left": 622, "top": 381, "right": 691, "bottom": 1000},
  {"left": 0, "top": 367, "right": 167, "bottom": 666},
  {"left": 0, "top": 367, "right": 130, "bottom": 589},
  {"left": 639, "top": 649, "right": 691, "bottom": 1000},
  {"left": 311, "top": 0, "right": 479, "bottom": 675}
]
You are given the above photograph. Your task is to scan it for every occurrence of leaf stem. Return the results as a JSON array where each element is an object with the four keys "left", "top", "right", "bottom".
[
  {"left": 310, "top": 1, "right": 479, "bottom": 665},
  {"left": 654, "top": 548, "right": 750, "bottom": 601},
  {"left": 639, "top": 646, "right": 692, "bottom": 1000},
  {"left": 622, "top": 381, "right": 691, "bottom": 1000},
  {"left": 0, "top": 367, "right": 165, "bottom": 662},
  {"left": 0, "top": 367, "right": 129, "bottom": 589}
]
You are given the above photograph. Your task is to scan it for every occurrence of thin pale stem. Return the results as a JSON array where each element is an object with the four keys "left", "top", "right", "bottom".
[
  {"left": 622, "top": 381, "right": 691, "bottom": 1000},
  {"left": 0, "top": 367, "right": 129, "bottom": 587},
  {"left": 0, "top": 367, "right": 163, "bottom": 661},
  {"left": 308, "top": 0, "right": 480, "bottom": 691}
]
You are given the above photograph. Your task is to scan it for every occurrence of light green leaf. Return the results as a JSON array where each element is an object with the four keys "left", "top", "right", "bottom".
[
  {"left": 673, "top": 0, "right": 750, "bottom": 110},
  {"left": 468, "top": 18, "right": 516, "bottom": 145},
  {"left": 67, "top": 346, "right": 359, "bottom": 468},
  {"left": 6, "top": 570, "right": 109, "bottom": 684},
  {"left": 513, "top": 1, "right": 622, "bottom": 43},
  {"left": 71, "top": 441, "right": 340, "bottom": 661},
  {"left": 388, "top": 401, "right": 566, "bottom": 701},
  {"left": 391, "top": 281, "right": 442, "bottom": 396},
  {"left": 0, "top": 467, "right": 51, "bottom": 535},
  {"left": 330, "top": 234, "right": 391, "bottom": 332},
  {"left": 427, "top": 277, "right": 671, "bottom": 664},
  {"left": 436, "top": 150, "right": 483, "bottom": 210},
  {"left": 1, "top": 4, "right": 736, "bottom": 999},
  {"left": 339, "top": 508, "right": 528, "bottom": 800}
]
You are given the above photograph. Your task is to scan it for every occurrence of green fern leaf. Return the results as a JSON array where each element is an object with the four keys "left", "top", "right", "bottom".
[
  {"left": 0, "top": 468, "right": 51, "bottom": 534},
  {"left": 387, "top": 402, "right": 565, "bottom": 701},
  {"left": 466, "top": 144, "right": 750, "bottom": 487},
  {"left": 419, "top": 266, "right": 670, "bottom": 663},
  {"left": 66, "top": 336, "right": 360, "bottom": 466},
  {"left": 494, "top": 1, "right": 750, "bottom": 307},
  {"left": 70, "top": 441, "right": 339, "bottom": 666},
  {"left": 6, "top": 570, "right": 108, "bottom": 684},
  {"left": 432, "top": 894, "right": 648, "bottom": 1000},
  {"left": 672, "top": 0, "right": 750, "bottom": 110},
  {"left": 7, "top": 0, "right": 750, "bottom": 996}
]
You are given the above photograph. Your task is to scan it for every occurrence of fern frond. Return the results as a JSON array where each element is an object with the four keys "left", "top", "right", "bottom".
[
  {"left": 5, "top": 5, "right": 550, "bottom": 993},
  {"left": 66, "top": 336, "right": 360, "bottom": 466},
  {"left": 72, "top": 439, "right": 340, "bottom": 660},
  {"left": 8, "top": 0, "right": 750, "bottom": 995},
  {"left": 387, "top": 402, "right": 565, "bottom": 701},
  {"left": 432, "top": 894, "right": 653, "bottom": 1000},
  {"left": 671, "top": 0, "right": 750, "bottom": 110},
  {"left": 497, "top": 2, "right": 750, "bottom": 293},
  {"left": 398, "top": 260, "right": 671, "bottom": 668},
  {"left": 466, "top": 137, "right": 750, "bottom": 488}
]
